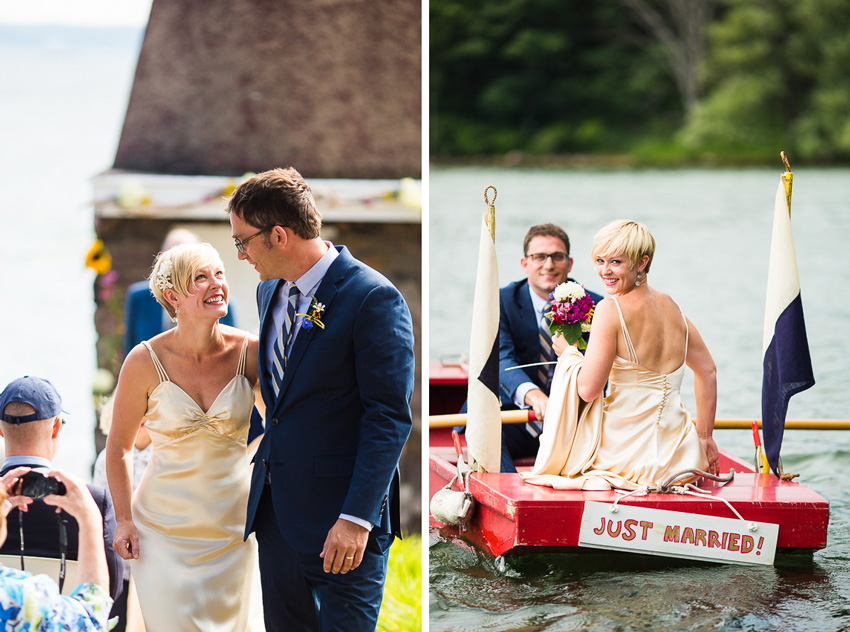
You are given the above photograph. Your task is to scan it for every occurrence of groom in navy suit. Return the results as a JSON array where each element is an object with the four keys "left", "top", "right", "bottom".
[
  {"left": 228, "top": 168, "right": 414, "bottom": 632},
  {"left": 498, "top": 224, "right": 603, "bottom": 472}
]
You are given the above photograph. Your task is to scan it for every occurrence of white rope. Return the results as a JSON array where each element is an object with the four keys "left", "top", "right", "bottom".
[
  {"left": 610, "top": 485, "right": 652, "bottom": 512},
  {"left": 608, "top": 472, "right": 759, "bottom": 532}
]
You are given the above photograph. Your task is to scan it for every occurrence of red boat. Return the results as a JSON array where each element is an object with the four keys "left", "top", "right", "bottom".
[{"left": 429, "top": 361, "right": 830, "bottom": 561}]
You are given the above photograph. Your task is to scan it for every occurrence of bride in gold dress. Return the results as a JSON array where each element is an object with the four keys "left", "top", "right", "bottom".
[
  {"left": 524, "top": 219, "right": 719, "bottom": 491},
  {"left": 106, "top": 243, "right": 261, "bottom": 630}
]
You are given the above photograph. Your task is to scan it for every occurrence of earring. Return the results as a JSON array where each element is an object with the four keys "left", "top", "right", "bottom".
[
  {"left": 172, "top": 308, "right": 179, "bottom": 323},
  {"left": 635, "top": 271, "right": 644, "bottom": 287}
]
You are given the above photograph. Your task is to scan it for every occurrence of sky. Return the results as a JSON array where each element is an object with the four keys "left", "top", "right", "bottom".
[{"left": 0, "top": 0, "right": 153, "bottom": 27}]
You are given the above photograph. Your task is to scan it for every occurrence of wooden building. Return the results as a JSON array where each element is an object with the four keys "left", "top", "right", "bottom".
[{"left": 92, "top": 0, "right": 422, "bottom": 531}]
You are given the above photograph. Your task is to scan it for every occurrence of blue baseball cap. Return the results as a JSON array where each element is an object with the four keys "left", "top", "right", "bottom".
[{"left": 0, "top": 376, "right": 63, "bottom": 425}]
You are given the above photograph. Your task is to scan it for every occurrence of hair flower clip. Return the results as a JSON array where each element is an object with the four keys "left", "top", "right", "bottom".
[
  {"left": 156, "top": 259, "right": 174, "bottom": 290},
  {"left": 297, "top": 296, "right": 325, "bottom": 330}
]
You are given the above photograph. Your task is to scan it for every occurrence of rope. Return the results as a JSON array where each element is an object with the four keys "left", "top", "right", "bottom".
[
  {"left": 608, "top": 468, "right": 760, "bottom": 532},
  {"left": 659, "top": 468, "right": 735, "bottom": 490}
]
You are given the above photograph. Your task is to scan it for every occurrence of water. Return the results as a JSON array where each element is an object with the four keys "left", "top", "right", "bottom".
[
  {"left": 0, "top": 26, "right": 143, "bottom": 477},
  {"left": 429, "top": 167, "right": 850, "bottom": 630}
]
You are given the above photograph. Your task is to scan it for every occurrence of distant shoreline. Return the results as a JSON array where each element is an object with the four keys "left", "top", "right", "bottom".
[{"left": 430, "top": 154, "right": 850, "bottom": 170}]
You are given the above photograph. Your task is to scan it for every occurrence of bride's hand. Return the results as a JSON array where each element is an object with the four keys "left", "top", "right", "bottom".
[
  {"left": 700, "top": 436, "right": 719, "bottom": 475},
  {"left": 114, "top": 519, "right": 141, "bottom": 560},
  {"left": 552, "top": 333, "right": 568, "bottom": 356}
]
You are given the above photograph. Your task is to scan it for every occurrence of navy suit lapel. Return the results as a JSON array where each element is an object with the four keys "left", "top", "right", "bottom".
[
  {"left": 272, "top": 248, "right": 351, "bottom": 409},
  {"left": 516, "top": 280, "right": 539, "bottom": 363}
]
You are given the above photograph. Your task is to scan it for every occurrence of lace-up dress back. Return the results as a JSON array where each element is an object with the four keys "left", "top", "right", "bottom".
[{"left": 525, "top": 296, "right": 707, "bottom": 491}]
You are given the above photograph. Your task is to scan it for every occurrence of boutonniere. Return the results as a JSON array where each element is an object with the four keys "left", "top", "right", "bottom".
[{"left": 297, "top": 296, "right": 326, "bottom": 330}]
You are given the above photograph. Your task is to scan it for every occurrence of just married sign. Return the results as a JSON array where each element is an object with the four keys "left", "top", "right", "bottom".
[{"left": 578, "top": 501, "right": 779, "bottom": 565}]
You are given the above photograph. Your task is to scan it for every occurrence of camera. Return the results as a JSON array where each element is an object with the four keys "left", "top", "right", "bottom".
[{"left": 15, "top": 471, "right": 66, "bottom": 499}]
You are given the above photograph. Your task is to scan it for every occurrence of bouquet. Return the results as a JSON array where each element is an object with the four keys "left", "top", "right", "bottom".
[{"left": 546, "top": 281, "right": 595, "bottom": 350}]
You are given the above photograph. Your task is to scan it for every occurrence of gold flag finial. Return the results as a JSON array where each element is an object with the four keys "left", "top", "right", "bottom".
[
  {"left": 483, "top": 186, "right": 497, "bottom": 240},
  {"left": 780, "top": 151, "right": 792, "bottom": 215}
]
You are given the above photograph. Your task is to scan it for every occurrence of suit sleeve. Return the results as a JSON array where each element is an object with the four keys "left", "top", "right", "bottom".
[
  {"left": 341, "top": 283, "right": 414, "bottom": 525},
  {"left": 96, "top": 489, "right": 125, "bottom": 602}
]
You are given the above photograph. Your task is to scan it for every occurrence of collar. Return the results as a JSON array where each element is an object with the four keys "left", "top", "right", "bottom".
[
  {"left": 527, "top": 283, "right": 551, "bottom": 317},
  {"left": 2, "top": 455, "right": 52, "bottom": 471},
  {"left": 289, "top": 241, "right": 338, "bottom": 296}
]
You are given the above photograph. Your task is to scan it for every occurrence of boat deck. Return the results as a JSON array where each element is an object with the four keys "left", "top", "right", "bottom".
[{"left": 430, "top": 438, "right": 829, "bottom": 557}]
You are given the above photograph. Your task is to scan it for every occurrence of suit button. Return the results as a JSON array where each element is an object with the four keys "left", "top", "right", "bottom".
[
  {"left": 262, "top": 459, "right": 268, "bottom": 467},
  {"left": 270, "top": 418, "right": 279, "bottom": 427}
]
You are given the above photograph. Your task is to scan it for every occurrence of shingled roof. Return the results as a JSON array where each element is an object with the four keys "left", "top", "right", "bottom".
[{"left": 114, "top": 0, "right": 421, "bottom": 179}]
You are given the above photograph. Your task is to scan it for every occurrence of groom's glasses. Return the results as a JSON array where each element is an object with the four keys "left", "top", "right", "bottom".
[
  {"left": 234, "top": 226, "right": 274, "bottom": 254},
  {"left": 526, "top": 252, "right": 568, "bottom": 264}
]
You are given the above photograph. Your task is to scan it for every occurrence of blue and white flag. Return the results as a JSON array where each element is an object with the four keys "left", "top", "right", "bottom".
[
  {"left": 465, "top": 197, "right": 501, "bottom": 473},
  {"left": 762, "top": 174, "right": 815, "bottom": 476}
]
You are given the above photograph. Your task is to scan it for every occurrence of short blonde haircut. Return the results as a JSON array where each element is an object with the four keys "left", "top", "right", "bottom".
[
  {"left": 591, "top": 220, "right": 655, "bottom": 274},
  {"left": 148, "top": 243, "right": 225, "bottom": 319}
]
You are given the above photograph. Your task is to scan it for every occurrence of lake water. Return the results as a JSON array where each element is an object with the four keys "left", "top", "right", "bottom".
[
  {"left": 0, "top": 26, "right": 143, "bottom": 477},
  {"left": 428, "top": 166, "right": 850, "bottom": 631}
]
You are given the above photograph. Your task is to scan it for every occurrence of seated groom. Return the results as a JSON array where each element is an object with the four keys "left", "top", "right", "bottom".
[
  {"left": 228, "top": 167, "right": 414, "bottom": 632},
  {"left": 498, "top": 224, "right": 603, "bottom": 473},
  {"left": 0, "top": 376, "right": 124, "bottom": 601}
]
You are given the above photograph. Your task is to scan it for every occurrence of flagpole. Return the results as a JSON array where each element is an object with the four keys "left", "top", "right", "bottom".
[
  {"left": 761, "top": 150, "right": 815, "bottom": 477},
  {"left": 781, "top": 150, "right": 792, "bottom": 214},
  {"left": 464, "top": 186, "right": 502, "bottom": 473}
]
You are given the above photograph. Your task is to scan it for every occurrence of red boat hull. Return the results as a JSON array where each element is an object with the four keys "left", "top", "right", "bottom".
[{"left": 429, "top": 362, "right": 829, "bottom": 558}]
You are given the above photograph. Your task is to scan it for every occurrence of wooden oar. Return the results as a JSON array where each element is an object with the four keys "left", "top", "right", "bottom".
[{"left": 429, "top": 411, "right": 850, "bottom": 430}]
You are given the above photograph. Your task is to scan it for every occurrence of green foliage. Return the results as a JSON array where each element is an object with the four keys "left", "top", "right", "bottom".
[
  {"left": 430, "top": 0, "right": 682, "bottom": 157},
  {"left": 679, "top": 0, "right": 850, "bottom": 162},
  {"left": 378, "top": 534, "right": 422, "bottom": 632},
  {"left": 431, "top": 0, "right": 850, "bottom": 164}
]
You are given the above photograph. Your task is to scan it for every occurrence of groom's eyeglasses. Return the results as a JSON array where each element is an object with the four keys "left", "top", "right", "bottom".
[
  {"left": 234, "top": 227, "right": 274, "bottom": 254},
  {"left": 526, "top": 252, "right": 568, "bottom": 264}
]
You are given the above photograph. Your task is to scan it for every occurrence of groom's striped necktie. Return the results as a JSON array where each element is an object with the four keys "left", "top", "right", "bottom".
[
  {"left": 271, "top": 285, "right": 300, "bottom": 397},
  {"left": 528, "top": 309, "right": 554, "bottom": 437}
]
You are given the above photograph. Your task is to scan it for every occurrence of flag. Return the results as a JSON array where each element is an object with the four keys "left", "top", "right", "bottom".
[
  {"left": 465, "top": 195, "right": 501, "bottom": 473},
  {"left": 762, "top": 171, "right": 815, "bottom": 476}
]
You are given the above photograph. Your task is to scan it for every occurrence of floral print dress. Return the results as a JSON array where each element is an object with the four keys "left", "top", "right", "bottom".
[{"left": 0, "top": 567, "right": 114, "bottom": 631}]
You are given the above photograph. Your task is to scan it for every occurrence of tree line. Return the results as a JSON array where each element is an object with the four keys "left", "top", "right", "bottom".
[{"left": 430, "top": 0, "right": 850, "bottom": 164}]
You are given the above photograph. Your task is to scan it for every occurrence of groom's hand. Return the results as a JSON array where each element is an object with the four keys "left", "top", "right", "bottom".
[
  {"left": 524, "top": 388, "right": 548, "bottom": 424},
  {"left": 320, "top": 518, "right": 368, "bottom": 574}
]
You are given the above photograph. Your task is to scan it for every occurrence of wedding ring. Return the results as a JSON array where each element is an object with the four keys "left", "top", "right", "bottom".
[{"left": 345, "top": 556, "right": 354, "bottom": 560}]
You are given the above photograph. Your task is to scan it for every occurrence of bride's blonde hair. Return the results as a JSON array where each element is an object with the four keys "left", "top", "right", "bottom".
[
  {"left": 148, "top": 243, "right": 226, "bottom": 319},
  {"left": 591, "top": 220, "right": 655, "bottom": 273}
]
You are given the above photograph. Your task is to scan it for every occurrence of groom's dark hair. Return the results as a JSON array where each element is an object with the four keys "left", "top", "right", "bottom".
[
  {"left": 226, "top": 167, "right": 322, "bottom": 240},
  {"left": 523, "top": 224, "right": 570, "bottom": 256}
]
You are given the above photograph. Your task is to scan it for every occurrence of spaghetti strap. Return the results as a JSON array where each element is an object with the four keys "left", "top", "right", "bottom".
[
  {"left": 141, "top": 340, "right": 170, "bottom": 383},
  {"left": 677, "top": 303, "right": 689, "bottom": 361},
  {"left": 236, "top": 335, "right": 249, "bottom": 377},
  {"left": 610, "top": 296, "right": 639, "bottom": 364}
]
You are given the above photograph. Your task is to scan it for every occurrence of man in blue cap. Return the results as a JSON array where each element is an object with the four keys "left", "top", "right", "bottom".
[{"left": 0, "top": 376, "right": 124, "bottom": 601}]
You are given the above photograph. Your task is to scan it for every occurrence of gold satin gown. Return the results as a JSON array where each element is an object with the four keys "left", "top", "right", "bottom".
[
  {"left": 524, "top": 296, "right": 708, "bottom": 490},
  {"left": 133, "top": 339, "right": 257, "bottom": 631}
]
